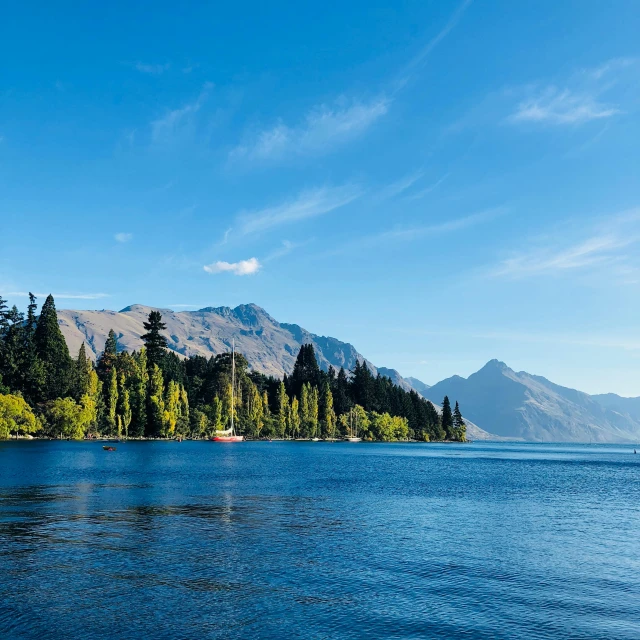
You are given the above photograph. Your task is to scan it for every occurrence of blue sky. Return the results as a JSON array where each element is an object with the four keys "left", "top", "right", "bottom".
[{"left": 1, "top": 1, "right": 639, "bottom": 395}]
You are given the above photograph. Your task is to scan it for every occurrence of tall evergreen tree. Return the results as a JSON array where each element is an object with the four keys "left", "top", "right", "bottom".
[
  {"left": 453, "top": 401, "right": 466, "bottom": 442},
  {"left": 289, "top": 344, "right": 321, "bottom": 397},
  {"left": 97, "top": 329, "right": 118, "bottom": 378},
  {"left": 33, "top": 294, "right": 73, "bottom": 400},
  {"left": 441, "top": 395, "right": 454, "bottom": 440},
  {"left": 141, "top": 311, "right": 168, "bottom": 368}
]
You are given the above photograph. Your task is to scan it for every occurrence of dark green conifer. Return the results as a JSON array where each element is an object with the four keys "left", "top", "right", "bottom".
[
  {"left": 441, "top": 395, "right": 454, "bottom": 440},
  {"left": 141, "top": 311, "right": 168, "bottom": 368},
  {"left": 34, "top": 294, "right": 72, "bottom": 400}
]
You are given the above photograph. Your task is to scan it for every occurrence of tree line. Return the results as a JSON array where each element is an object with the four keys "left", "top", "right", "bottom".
[{"left": 0, "top": 294, "right": 466, "bottom": 442}]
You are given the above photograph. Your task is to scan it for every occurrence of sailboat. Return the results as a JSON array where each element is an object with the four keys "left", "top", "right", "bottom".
[
  {"left": 211, "top": 340, "right": 244, "bottom": 443},
  {"left": 346, "top": 408, "right": 361, "bottom": 442}
]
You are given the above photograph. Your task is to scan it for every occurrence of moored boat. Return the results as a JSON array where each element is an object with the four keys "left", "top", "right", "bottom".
[
  {"left": 210, "top": 340, "right": 244, "bottom": 443},
  {"left": 103, "top": 446, "right": 117, "bottom": 451}
]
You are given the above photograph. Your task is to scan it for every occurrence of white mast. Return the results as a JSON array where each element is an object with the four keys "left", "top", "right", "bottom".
[{"left": 231, "top": 339, "right": 235, "bottom": 436}]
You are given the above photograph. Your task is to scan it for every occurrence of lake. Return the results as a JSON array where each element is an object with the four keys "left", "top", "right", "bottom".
[{"left": 1, "top": 441, "right": 639, "bottom": 639}]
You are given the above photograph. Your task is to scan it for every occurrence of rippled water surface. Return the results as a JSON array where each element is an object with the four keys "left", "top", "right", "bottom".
[{"left": 1, "top": 441, "right": 639, "bottom": 639}]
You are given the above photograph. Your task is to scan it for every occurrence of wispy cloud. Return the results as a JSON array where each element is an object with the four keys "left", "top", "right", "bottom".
[
  {"left": 378, "top": 170, "right": 426, "bottom": 200},
  {"left": 263, "top": 239, "right": 311, "bottom": 263},
  {"left": 394, "top": 0, "right": 473, "bottom": 93},
  {"left": 230, "top": 97, "right": 389, "bottom": 163},
  {"left": 115, "top": 232, "right": 133, "bottom": 243},
  {"left": 510, "top": 87, "right": 619, "bottom": 125},
  {"left": 203, "top": 257, "right": 261, "bottom": 276},
  {"left": 135, "top": 62, "right": 170, "bottom": 75},
  {"left": 583, "top": 57, "right": 637, "bottom": 81},
  {"left": 329, "top": 206, "right": 507, "bottom": 255},
  {"left": 491, "top": 209, "right": 640, "bottom": 280},
  {"left": 237, "top": 184, "right": 362, "bottom": 235},
  {"left": 151, "top": 82, "right": 213, "bottom": 142},
  {"left": 3, "top": 291, "right": 110, "bottom": 300},
  {"left": 405, "top": 173, "right": 450, "bottom": 201}
]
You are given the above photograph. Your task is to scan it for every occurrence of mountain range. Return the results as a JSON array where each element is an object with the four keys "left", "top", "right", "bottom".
[{"left": 57, "top": 303, "right": 640, "bottom": 443}]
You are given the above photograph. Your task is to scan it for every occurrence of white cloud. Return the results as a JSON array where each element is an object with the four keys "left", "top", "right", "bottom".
[
  {"left": 3, "top": 291, "right": 110, "bottom": 300},
  {"left": 230, "top": 97, "right": 389, "bottom": 163},
  {"left": 135, "top": 62, "right": 170, "bottom": 75},
  {"left": 583, "top": 57, "right": 636, "bottom": 81},
  {"left": 115, "top": 232, "right": 133, "bottom": 243},
  {"left": 510, "top": 87, "right": 619, "bottom": 125},
  {"left": 203, "top": 257, "right": 261, "bottom": 276},
  {"left": 405, "top": 173, "right": 450, "bottom": 201},
  {"left": 237, "top": 184, "right": 362, "bottom": 235},
  {"left": 151, "top": 83, "right": 213, "bottom": 142}
]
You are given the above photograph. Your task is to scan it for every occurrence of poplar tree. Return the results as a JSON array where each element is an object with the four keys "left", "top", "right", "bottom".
[
  {"left": 276, "top": 381, "right": 289, "bottom": 438},
  {"left": 309, "top": 385, "right": 319, "bottom": 438},
  {"left": 117, "top": 373, "right": 132, "bottom": 439},
  {"left": 106, "top": 367, "right": 119, "bottom": 435},
  {"left": 320, "top": 380, "right": 336, "bottom": 439},
  {"left": 147, "top": 364, "right": 165, "bottom": 437},
  {"left": 34, "top": 294, "right": 73, "bottom": 400},
  {"left": 290, "top": 396, "right": 300, "bottom": 439}
]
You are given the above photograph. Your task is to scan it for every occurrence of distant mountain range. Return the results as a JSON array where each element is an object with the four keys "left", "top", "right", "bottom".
[
  {"left": 57, "top": 303, "right": 640, "bottom": 443},
  {"left": 422, "top": 360, "right": 640, "bottom": 443}
]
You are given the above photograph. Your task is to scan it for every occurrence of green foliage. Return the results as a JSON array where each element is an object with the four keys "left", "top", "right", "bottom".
[
  {"left": 141, "top": 311, "right": 168, "bottom": 368},
  {"left": 0, "top": 298, "right": 465, "bottom": 443},
  {"left": 441, "top": 395, "right": 454, "bottom": 440},
  {"left": 44, "top": 397, "right": 89, "bottom": 440},
  {"left": 34, "top": 295, "right": 73, "bottom": 400},
  {"left": 0, "top": 394, "right": 40, "bottom": 439}
]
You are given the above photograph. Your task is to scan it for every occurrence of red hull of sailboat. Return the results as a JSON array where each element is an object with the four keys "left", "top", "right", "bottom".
[{"left": 210, "top": 435, "right": 244, "bottom": 442}]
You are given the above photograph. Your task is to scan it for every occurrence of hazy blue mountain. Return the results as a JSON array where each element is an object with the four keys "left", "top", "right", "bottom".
[
  {"left": 424, "top": 360, "right": 640, "bottom": 443},
  {"left": 591, "top": 393, "right": 640, "bottom": 421},
  {"left": 405, "top": 377, "right": 432, "bottom": 396}
]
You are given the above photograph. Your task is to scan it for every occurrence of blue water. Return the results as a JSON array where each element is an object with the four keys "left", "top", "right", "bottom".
[{"left": 1, "top": 441, "right": 639, "bottom": 639}]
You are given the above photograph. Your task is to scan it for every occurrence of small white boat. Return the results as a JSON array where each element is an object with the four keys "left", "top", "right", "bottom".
[
  {"left": 345, "top": 409, "right": 361, "bottom": 442},
  {"left": 311, "top": 437, "right": 321, "bottom": 442},
  {"left": 210, "top": 340, "right": 244, "bottom": 443}
]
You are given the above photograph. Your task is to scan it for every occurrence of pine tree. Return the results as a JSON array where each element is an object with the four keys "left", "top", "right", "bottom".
[
  {"left": 34, "top": 294, "right": 73, "bottom": 400},
  {"left": 141, "top": 311, "right": 168, "bottom": 369},
  {"left": 441, "top": 395, "right": 454, "bottom": 440},
  {"left": 73, "top": 343, "right": 93, "bottom": 401},
  {"left": 289, "top": 344, "right": 321, "bottom": 397},
  {"left": 97, "top": 329, "right": 118, "bottom": 379},
  {"left": 453, "top": 400, "right": 466, "bottom": 442}
]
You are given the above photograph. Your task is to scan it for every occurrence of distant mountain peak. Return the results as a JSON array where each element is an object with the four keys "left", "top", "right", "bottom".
[{"left": 483, "top": 358, "right": 509, "bottom": 371}]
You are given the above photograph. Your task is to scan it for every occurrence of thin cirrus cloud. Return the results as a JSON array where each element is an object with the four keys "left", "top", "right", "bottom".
[
  {"left": 135, "top": 62, "right": 170, "bottom": 75},
  {"left": 114, "top": 232, "right": 133, "bottom": 243},
  {"left": 509, "top": 87, "right": 619, "bottom": 125},
  {"left": 491, "top": 209, "right": 640, "bottom": 280},
  {"left": 229, "top": 97, "right": 389, "bottom": 163},
  {"left": 237, "top": 184, "right": 363, "bottom": 236},
  {"left": 151, "top": 82, "right": 213, "bottom": 142},
  {"left": 203, "top": 257, "right": 261, "bottom": 276}
]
